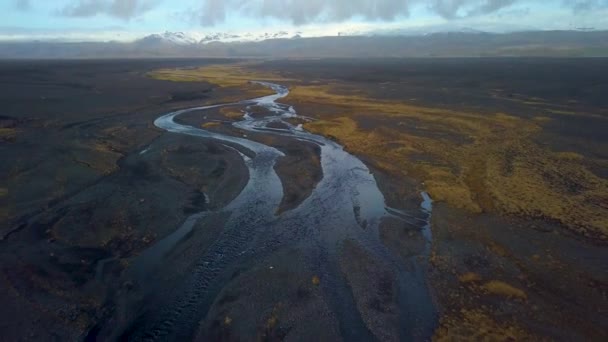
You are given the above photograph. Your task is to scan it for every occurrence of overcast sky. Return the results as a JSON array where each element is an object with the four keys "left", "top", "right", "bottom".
[{"left": 1, "top": 0, "right": 607, "bottom": 41}]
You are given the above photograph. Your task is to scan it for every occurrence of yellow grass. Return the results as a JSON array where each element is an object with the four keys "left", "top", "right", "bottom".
[
  {"left": 266, "top": 315, "right": 278, "bottom": 329},
  {"left": 146, "top": 62, "right": 608, "bottom": 237},
  {"left": 201, "top": 122, "right": 221, "bottom": 128},
  {"left": 459, "top": 272, "right": 482, "bottom": 283},
  {"left": 482, "top": 280, "right": 527, "bottom": 300},
  {"left": 150, "top": 63, "right": 285, "bottom": 86},
  {"left": 148, "top": 63, "right": 291, "bottom": 99},
  {"left": 434, "top": 309, "right": 538, "bottom": 341},
  {"left": 220, "top": 107, "right": 245, "bottom": 120},
  {"left": 0, "top": 127, "right": 17, "bottom": 139},
  {"left": 295, "top": 85, "right": 608, "bottom": 237}
]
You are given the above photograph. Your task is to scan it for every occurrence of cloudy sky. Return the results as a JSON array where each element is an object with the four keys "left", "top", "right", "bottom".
[{"left": 1, "top": 0, "right": 607, "bottom": 41}]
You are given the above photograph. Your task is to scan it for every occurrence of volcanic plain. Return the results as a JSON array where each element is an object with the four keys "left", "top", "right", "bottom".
[{"left": 1, "top": 58, "right": 607, "bottom": 341}]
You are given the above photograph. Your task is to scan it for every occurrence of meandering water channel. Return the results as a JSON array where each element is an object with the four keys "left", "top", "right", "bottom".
[{"left": 119, "top": 82, "right": 437, "bottom": 341}]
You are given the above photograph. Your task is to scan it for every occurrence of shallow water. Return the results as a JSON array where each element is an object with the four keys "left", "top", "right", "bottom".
[{"left": 122, "top": 82, "right": 437, "bottom": 340}]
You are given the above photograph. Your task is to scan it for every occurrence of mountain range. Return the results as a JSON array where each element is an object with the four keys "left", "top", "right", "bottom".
[
  {"left": 135, "top": 31, "right": 304, "bottom": 45},
  {"left": 1, "top": 30, "right": 607, "bottom": 59}
]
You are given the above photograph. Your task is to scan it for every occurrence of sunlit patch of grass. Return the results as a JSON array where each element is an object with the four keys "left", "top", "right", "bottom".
[
  {"left": 482, "top": 280, "right": 527, "bottom": 300},
  {"left": 261, "top": 303, "right": 283, "bottom": 337},
  {"left": 433, "top": 309, "right": 538, "bottom": 341},
  {"left": 220, "top": 107, "right": 245, "bottom": 120},
  {"left": 296, "top": 84, "right": 608, "bottom": 237},
  {"left": 555, "top": 151, "right": 584, "bottom": 161},
  {"left": 533, "top": 116, "right": 552, "bottom": 123},
  {"left": 523, "top": 100, "right": 549, "bottom": 106},
  {"left": 492, "top": 92, "right": 605, "bottom": 120},
  {"left": 0, "top": 127, "right": 17, "bottom": 141},
  {"left": 424, "top": 180, "right": 481, "bottom": 213},
  {"left": 266, "top": 315, "right": 278, "bottom": 329},
  {"left": 148, "top": 63, "right": 292, "bottom": 99},
  {"left": 546, "top": 108, "right": 606, "bottom": 119},
  {"left": 201, "top": 122, "right": 221, "bottom": 128},
  {"left": 150, "top": 63, "right": 285, "bottom": 86},
  {"left": 459, "top": 272, "right": 482, "bottom": 283}
]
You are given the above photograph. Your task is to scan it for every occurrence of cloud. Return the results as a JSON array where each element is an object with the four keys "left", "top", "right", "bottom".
[
  {"left": 253, "top": 0, "right": 412, "bottom": 25},
  {"left": 468, "top": 0, "right": 518, "bottom": 16},
  {"left": 60, "top": 0, "right": 158, "bottom": 20},
  {"left": 14, "top": 0, "right": 30, "bottom": 11},
  {"left": 190, "top": 0, "right": 521, "bottom": 26},
  {"left": 429, "top": 0, "right": 518, "bottom": 19},
  {"left": 570, "top": 0, "right": 608, "bottom": 12},
  {"left": 193, "top": 0, "right": 414, "bottom": 26},
  {"left": 54, "top": 1, "right": 604, "bottom": 26}
]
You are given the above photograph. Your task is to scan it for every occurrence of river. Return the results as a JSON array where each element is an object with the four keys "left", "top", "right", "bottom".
[{"left": 118, "top": 81, "right": 437, "bottom": 341}]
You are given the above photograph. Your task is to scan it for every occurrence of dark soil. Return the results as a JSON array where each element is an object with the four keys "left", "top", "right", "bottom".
[
  {"left": 1, "top": 58, "right": 607, "bottom": 341},
  {"left": 0, "top": 59, "right": 250, "bottom": 340}
]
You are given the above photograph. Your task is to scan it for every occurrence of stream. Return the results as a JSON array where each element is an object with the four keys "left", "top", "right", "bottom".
[{"left": 119, "top": 82, "right": 437, "bottom": 341}]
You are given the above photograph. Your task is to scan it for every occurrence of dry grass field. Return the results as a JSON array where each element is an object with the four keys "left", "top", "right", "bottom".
[{"left": 150, "top": 62, "right": 608, "bottom": 239}]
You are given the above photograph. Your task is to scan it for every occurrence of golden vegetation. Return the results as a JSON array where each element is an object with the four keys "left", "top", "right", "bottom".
[
  {"left": 201, "top": 122, "right": 221, "bottom": 128},
  {"left": 0, "top": 127, "right": 17, "bottom": 141},
  {"left": 457, "top": 273, "right": 526, "bottom": 300},
  {"left": 220, "top": 107, "right": 245, "bottom": 120},
  {"left": 482, "top": 280, "right": 527, "bottom": 300},
  {"left": 295, "top": 85, "right": 608, "bottom": 237},
  {"left": 150, "top": 63, "right": 283, "bottom": 86},
  {"left": 266, "top": 314, "right": 278, "bottom": 329},
  {"left": 146, "top": 62, "right": 608, "bottom": 237},
  {"left": 433, "top": 309, "right": 539, "bottom": 341},
  {"left": 458, "top": 272, "right": 482, "bottom": 283},
  {"left": 148, "top": 63, "right": 289, "bottom": 99}
]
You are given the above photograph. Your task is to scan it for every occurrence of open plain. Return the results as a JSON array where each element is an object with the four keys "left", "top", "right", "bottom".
[{"left": 1, "top": 58, "right": 607, "bottom": 341}]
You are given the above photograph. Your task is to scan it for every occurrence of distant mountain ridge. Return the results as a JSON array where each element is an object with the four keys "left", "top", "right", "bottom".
[
  {"left": 135, "top": 30, "right": 300, "bottom": 46},
  {"left": 1, "top": 30, "right": 607, "bottom": 59},
  {"left": 134, "top": 28, "right": 494, "bottom": 46},
  {"left": 138, "top": 31, "right": 198, "bottom": 45}
]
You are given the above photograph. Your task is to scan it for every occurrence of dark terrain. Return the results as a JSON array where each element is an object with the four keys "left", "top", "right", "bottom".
[
  {"left": 1, "top": 58, "right": 607, "bottom": 341},
  {"left": 1, "top": 30, "right": 607, "bottom": 59},
  {"left": 0, "top": 59, "right": 252, "bottom": 339}
]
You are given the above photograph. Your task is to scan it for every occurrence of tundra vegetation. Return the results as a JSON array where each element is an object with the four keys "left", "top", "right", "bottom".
[{"left": 150, "top": 63, "right": 608, "bottom": 239}]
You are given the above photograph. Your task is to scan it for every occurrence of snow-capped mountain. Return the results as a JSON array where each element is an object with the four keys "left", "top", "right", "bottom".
[
  {"left": 199, "top": 33, "right": 242, "bottom": 44},
  {"left": 136, "top": 31, "right": 198, "bottom": 46},
  {"left": 136, "top": 30, "right": 306, "bottom": 46},
  {"left": 133, "top": 24, "right": 538, "bottom": 47},
  {"left": 197, "top": 30, "right": 302, "bottom": 44}
]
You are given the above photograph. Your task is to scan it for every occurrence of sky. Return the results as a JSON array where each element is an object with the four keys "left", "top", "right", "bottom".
[{"left": 1, "top": 0, "right": 607, "bottom": 41}]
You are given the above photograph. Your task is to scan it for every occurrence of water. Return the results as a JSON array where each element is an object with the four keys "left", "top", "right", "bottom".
[{"left": 119, "top": 82, "right": 437, "bottom": 341}]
